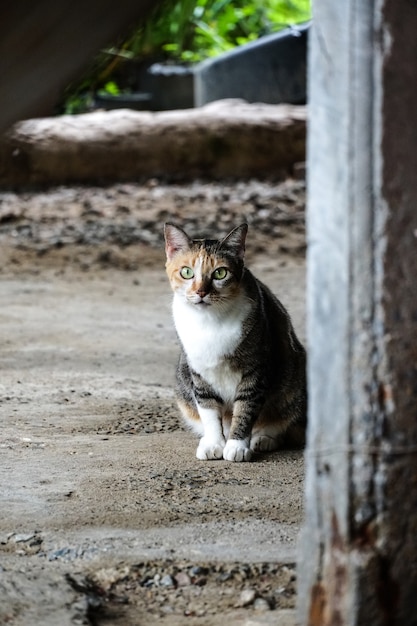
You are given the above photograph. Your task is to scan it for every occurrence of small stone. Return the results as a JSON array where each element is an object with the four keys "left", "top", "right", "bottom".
[
  {"left": 13, "top": 533, "right": 35, "bottom": 543},
  {"left": 238, "top": 588, "right": 256, "bottom": 607},
  {"left": 48, "top": 547, "right": 70, "bottom": 561},
  {"left": 160, "top": 574, "right": 174, "bottom": 587},
  {"left": 189, "top": 565, "right": 209, "bottom": 577},
  {"left": 253, "top": 597, "right": 272, "bottom": 611},
  {"left": 184, "top": 601, "right": 203, "bottom": 617},
  {"left": 196, "top": 608, "right": 206, "bottom": 617},
  {"left": 91, "top": 566, "right": 130, "bottom": 592},
  {"left": 174, "top": 571, "right": 191, "bottom": 587}
]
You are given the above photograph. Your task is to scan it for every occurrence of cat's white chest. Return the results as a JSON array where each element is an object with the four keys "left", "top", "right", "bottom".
[{"left": 172, "top": 294, "right": 250, "bottom": 402}]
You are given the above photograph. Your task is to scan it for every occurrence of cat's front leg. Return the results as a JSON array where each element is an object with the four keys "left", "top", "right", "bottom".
[
  {"left": 196, "top": 405, "right": 226, "bottom": 460},
  {"left": 223, "top": 396, "right": 262, "bottom": 462}
]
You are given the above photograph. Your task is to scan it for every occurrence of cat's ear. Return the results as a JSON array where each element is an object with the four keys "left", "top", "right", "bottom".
[
  {"left": 220, "top": 223, "right": 248, "bottom": 260},
  {"left": 164, "top": 223, "right": 192, "bottom": 260}
]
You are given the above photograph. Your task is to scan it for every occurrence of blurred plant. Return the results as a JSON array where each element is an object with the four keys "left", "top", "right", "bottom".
[
  {"left": 123, "top": 0, "right": 310, "bottom": 63},
  {"left": 171, "top": 0, "right": 311, "bottom": 62},
  {"left": 59, "top": 0, "right": 310, "bottom": 114}
]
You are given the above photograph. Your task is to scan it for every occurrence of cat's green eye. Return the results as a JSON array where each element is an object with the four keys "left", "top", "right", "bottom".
[
  {"left": 213, "top": 267, "right": 228, "bottom": 280},
  {"left": 180, "top": 266, "right": 194, "bottom": 279}
]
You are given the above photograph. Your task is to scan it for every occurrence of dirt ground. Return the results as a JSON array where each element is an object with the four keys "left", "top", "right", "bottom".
[{"left": 0, "top": 179, "right": 306, "bottom": 626}]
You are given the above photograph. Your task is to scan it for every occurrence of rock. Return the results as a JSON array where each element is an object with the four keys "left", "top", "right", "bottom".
[
  {"left": 160, "top": 574, "right": 175, "bottom": 588},
  {"left": 0, "top": 101, "right": 306, "bottom": 186},
  {"left": 13, "top": 533, "right": 36, "bottom": 543},
  {"left": 238, "top": 588, "right": 257, "bottom": 607},
  {"left": 47, "top": 547, "right": 78, "bottom": 561},
  {"left": 174, "top": 571, "right": 191, "bottom": 587},
  {"left": 189, "top": 565, "right": 209, "bottom": 576},
  {"left": 91, "top": 566, "right": 130, "bottom": 592},
  {"left": 253, "top": 597, "right": 272, "bottom": 611}
]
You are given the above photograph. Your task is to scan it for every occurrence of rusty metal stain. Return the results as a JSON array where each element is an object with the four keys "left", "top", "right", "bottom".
[{"left": 308, "top": 582, "right": 327, "bottom": 626}]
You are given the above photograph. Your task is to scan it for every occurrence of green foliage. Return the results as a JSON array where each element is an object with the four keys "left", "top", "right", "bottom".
[
  {"left": 60, "top": 79, "right": 121, "bottom": 114},
  {"left": 188, "top": 0, "right": 310, "bottom": 62},
  {"left": 130, "top": 0, "right": 311, "bottom": 63},
  {"left": 59, "top": 0, "right": 310, "bottom": 114},
  {"left": 97, "top": 81, "right": 121, "bottom": 96}
]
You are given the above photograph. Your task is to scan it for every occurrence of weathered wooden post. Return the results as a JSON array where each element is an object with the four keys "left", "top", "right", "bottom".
[{"left": 298, "top": 1, "right": 417, "bottom": 624}]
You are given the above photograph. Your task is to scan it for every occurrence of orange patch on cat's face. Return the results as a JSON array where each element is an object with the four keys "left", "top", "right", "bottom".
[{"left": 166, "top": 249, "right": 238, "bottom": 302}]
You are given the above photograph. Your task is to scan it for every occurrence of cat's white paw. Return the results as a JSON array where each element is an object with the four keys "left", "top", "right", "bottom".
[
  {"left": 250, "top": 434, "right": 278, "bottom": 453},
  {"left": 223, "top": 439, "right": 252, "bottom": 462},
  {"left": 196, "top": 437, "right": 225, "bottom": 460}
]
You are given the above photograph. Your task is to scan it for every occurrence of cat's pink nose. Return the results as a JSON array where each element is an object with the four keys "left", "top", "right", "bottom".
[{"left": 197, "top": 289, "right": 207, "bottom": 298}]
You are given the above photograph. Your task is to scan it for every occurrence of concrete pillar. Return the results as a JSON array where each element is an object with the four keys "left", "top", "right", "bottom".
[{"left": 298, "top": 1, "right": 417, "bottom": 624}]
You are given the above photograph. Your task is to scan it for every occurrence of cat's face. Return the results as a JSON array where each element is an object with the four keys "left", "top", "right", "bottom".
[{"left": 164, "top": 223, "right": 248, "bottom": 310}]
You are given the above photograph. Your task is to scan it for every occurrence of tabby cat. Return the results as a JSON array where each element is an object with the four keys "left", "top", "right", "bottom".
[{"left": 164, "top": 222, "right": 307, "bottom": 462}]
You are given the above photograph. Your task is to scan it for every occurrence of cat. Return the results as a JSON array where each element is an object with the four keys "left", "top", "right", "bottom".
[{"left": 164, "top": 222, "right": 307, "bottom": 462}]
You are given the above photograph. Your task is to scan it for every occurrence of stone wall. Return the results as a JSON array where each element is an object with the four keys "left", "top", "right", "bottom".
[{"left": 0, "top": 101, "right": 306, "bottom": 186}]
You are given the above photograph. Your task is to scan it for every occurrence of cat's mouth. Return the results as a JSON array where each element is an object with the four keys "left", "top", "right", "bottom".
[
  {"left": 194, "top": 300, "right": 211, "bottom": 306},
  {"left": 189, "top": 295, "right": 212, "bottom": 306}
]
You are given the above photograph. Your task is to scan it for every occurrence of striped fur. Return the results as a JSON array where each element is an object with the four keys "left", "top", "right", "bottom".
[{"left": 164, "top": 222, "right": 307, "bottom": 462}]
